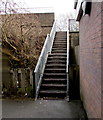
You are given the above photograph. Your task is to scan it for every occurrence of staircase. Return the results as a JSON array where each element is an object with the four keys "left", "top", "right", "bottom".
[{"left": 38, "top": 32, "right": 67, "bottom": 99}]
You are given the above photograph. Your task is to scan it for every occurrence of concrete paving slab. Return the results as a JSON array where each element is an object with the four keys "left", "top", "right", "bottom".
[{"left": 2, "top": 99, "right": 87, "bottom": 119}]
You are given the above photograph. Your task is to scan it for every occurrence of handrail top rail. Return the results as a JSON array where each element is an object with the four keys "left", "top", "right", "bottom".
[
  {"left": 34, "top": 34, "right": 50, "bottom": 73},
  {"left": 66, "top": 18, "right": 69, "bottom": 73},
  {"left": 50, "top": 21, "right": 56, "bottom": 37},
  {"left": 34, "top": 21, "right": 56, "bottom": 73}
]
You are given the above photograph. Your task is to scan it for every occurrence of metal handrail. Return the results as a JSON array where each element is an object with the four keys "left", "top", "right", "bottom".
[
  {"left": 66, "top": 18, "right": 69, "bottom": 101},
  {"left": 49, "top": 21, "right": 56, "bottom": 53},
  {"left": 34, "top": 21, "right": 56, "bottom": 99}
]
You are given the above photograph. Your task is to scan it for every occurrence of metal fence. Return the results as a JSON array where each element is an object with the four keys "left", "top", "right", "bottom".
[{"left": 34, "top": 21, "right": 56, "bottom": 99}]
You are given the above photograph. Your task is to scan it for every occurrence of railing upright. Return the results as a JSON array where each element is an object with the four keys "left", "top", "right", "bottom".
[{"left": 66, "top": 19, "right": 69, "bottom": 101}]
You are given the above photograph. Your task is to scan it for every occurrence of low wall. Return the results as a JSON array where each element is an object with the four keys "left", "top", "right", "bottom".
[{"left": 2, "top": 67, "right": 33, "bottom": 97}]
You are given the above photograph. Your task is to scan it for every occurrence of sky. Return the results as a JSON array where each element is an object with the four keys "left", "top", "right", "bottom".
[{"left": 14, "top": 0, "right": 76, "bottom": 18}]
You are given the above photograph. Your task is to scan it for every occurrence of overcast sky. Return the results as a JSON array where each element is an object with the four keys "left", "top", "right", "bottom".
[{"left": 14, "top": 0, "right": 75, "bottom": 18}]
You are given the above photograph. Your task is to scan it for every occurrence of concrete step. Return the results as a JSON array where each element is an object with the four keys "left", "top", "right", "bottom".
[
  {"left": 49, "top": 53, "right": 66, "bottom": 56},
  {"left": 52, "top": 46, "right": 66, "bottom": 49},
  {"left": 53, "top": 43, "right": 66, "bottom": 45},
  {"left": 52, "top": 48, "right": 66, "bottom": 50},
  {"left": 40, "top": 90, "right": 66, "bottom": 93},
  {"left": 45, "top": 64, "right": 66, "bottom": 69},
  {"left": 52, "top": 49, "right": 66, "bottom": 52},
  {"left": 48, "top": 55, "right": 66, "bottom": 58},
  {"left": 54, "top": 41, "right": 67, "bottom": 43},
  {"left": 43, "top": 73, "right": 66, "bottom": 79},
  {"left": 55, "top": 37, "right": 66, "bottom": 39},
  {"left": 41, "top": 84, "right": 66, "bottom": 87},
  {"left": 41, "top": 84, "right": 67, "bottom": 91},
  {"left": 43, "top": 78, "right": 67, "bottom": 84},
  {"left": 51, "top": 51, "right": 66, "bottom": 53},
  {"left": 56, "top": 32, "right": 66, "bottom": 34},
  {"left": 52, "top": 49, "right": 66, "bottom": 51},
  {"left": 55, "top": 32, "right": 67, "bottom": 38},
  {"left": 54, "top": 40, "right": 67, "bottom": 42},
  {"left": 44, "top": 68, "right": 66, "bottom": 73},
  {"left": 52, "top": 48, "right": 66, "bottom": 51},
  {"left": 47, "top": 58, "right": 66, "bottom": 61},
  {"left": 47, "top": 60, "right": 66, "bottom": 64},
  {"left": 55, "top": 34, "right": 66, "bottom": 36},
  {"left": 54, "top": 38, "right": 67, "bottom": 41},
  {"left": 39, "top": 90, "right": 66, "bottom": 98},
  {"left": 38, "top": 97, "right": 64, "bottom": 100},
  {"left": 56, "top": 34, "right": 67, "bottom": 36},
  {"left": 53, "top": 45, "right": 66, "bottom": 47},
  {"left": 48, "top": 56, "right": 66, "bottom": 61},
  {"left": 53, "top": 44, "right": 66, "bottom": 46},
  {"left": 51, "top": 51, "right": 66, "bottom": 54}
]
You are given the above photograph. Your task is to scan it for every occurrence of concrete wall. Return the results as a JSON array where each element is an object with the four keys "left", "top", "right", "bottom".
[
  {"left": 69, "top": 32, "right": 79, "bottom": 65},
  {"left": 79, "top": 2, "right": 102, "bottom": 118},
  {"left": 33, "top": 13, "right": 54, "bottom": 36},
  {"left": 70, "top": 32, "right": 79, "bottom": 47},
  {"left": 74, "top": 46, "right": 79, "bottom": 65},
  {"left": 1, "top": 13, "right": 54, "bottom": 37},
  {"left": 69, "top": 32, "right": 80, "bottom": 100}
]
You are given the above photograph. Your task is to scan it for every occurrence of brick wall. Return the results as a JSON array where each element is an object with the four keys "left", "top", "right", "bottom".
[
  {"left": 79, "top": 2, "right": 102, "bottom": 118},
  {"left": 101, "top": 2, "right": 103, "bottom": 119}
]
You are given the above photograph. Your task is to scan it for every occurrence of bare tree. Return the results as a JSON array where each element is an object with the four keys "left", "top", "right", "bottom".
[{"left": 1, "top": 0, "right": 44, "bottom": 68}]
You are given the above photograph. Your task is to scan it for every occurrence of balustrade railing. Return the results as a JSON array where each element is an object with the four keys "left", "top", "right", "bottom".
[{"left": 34, "top": 21, "right": 56, "bottom": 99}]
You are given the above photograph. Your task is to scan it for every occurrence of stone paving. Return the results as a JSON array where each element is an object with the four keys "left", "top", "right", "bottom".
[{"left": 2, "top": 99, "right": 87, "bottom": 119}]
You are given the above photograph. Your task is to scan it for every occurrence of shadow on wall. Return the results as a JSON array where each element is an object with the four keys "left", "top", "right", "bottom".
[{"left": 69, "top": 32, "right": 80, "bottom": 101}]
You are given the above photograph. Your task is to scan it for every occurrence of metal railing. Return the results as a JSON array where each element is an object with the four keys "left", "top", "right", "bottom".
[
  {"left": 34, "top": 21, "right": 56, "bottom": 99},
  {"left": 66, "top": 19, "right": 69, "bottom": 101}
]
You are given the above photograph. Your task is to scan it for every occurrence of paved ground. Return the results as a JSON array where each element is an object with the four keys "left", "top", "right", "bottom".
[{"left": 2, "top": 99, "right": 87, "bottom": 119}]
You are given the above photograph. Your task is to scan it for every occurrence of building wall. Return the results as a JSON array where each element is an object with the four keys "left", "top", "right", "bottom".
[
  {"left": 33, "top": 13, "right": 54, "bottom": 36},
  {"left": 79, "top": 2, "right": 102, "bottom": 118},
  {"left": 101, "top": 2, "right": 103, "bottom": 118},
  {"left": 1, "top": 13, "right": 54, "bottom": 38}
]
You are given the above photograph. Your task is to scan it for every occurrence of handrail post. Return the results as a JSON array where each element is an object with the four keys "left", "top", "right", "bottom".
[{"left": 66, "top": 18, "right": 69, "bottom": 101}]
